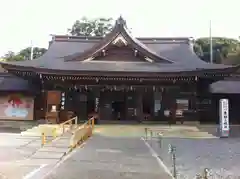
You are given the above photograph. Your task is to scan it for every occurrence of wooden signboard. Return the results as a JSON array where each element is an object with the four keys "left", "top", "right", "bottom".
[{"left": 47, "top": 91, "right": 61, "bottom": 105}]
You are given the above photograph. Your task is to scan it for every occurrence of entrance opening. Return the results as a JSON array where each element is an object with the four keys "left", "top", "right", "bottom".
[
  {"left": 87, "top": 93, "right": 95, "bottom": 116},
  {"left": 142, "top": 92, "right": 154, "bottom": 121},
  {"left": 112, "top": 100, "right": 125, "bottom": 120},
  {"left": 111, "top": 91, "right": 126, "bottom": 120}
]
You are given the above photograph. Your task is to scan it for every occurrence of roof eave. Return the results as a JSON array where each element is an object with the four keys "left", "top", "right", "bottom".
[{"left": 2, "top": 62, "right": 239, "bottom": 77}]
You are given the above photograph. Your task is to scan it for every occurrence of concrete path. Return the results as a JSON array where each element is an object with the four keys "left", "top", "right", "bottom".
[{"left": 45, "top": 135, "right": 173, "bottom": 179}]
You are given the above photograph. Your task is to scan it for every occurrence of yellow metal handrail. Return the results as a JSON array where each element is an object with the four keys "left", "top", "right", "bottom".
[
  {"left": 60, "top": 116, "right": 78, "bottom": 134},
  {"left": 69, "top": 117, "right": 95, "bottom": 149},
  {"left": 41, "top": 116, "right": 78, "bottom": 146},
  {"left": 41, "top": 127, "right": 57, "bottom": 146}
]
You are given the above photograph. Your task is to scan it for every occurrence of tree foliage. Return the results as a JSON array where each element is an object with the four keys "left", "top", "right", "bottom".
[
  {"left": 3, "top": 47, "right": 47, "bottom": 61},
  {"left": 194, "top": 37, "right": 240, "bottom": 64},
  {"left": 68, "top": 17, "right": 114, "bottom": 37}
]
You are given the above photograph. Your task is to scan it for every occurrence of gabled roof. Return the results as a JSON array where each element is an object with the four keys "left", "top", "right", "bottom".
[
  {"left": 1, "top": 17, "right": 239, "bottom": 75},
  {"left": 64, "top": 16, "right": 173, "bottom": 63}
]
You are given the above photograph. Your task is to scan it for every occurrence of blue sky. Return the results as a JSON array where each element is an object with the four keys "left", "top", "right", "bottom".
[{"left": 0, "top": 0, "right": 239, "bottom": 56}]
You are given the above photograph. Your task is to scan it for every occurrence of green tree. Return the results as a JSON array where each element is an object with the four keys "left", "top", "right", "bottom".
[
  {"left": 3, "top": 51, "right": 15, "bottom": 59},
  {"left": 3, "top": 47, "right": 47, "bottom": 61},
  {"left": 68, "top": 17, "right": 114, "bottom": 37},
  {"left": 194, "top": 37, "right": 240, "bottom": 64},
  {"left": 19, "top": 47, "right": 47, "bottom": 60}
]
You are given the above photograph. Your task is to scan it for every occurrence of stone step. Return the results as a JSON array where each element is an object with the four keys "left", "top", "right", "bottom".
[{"left": 20, "top": 124, "right": 72, "bottom": 136}]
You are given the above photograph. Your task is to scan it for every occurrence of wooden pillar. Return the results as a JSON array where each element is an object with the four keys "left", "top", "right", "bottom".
[
  {"left": 191, "top": 83, "right": 198, "bottom": 122},
  {"left": 125, "top": 91, "right": 135, "bottom": 120},
  {"left": 136, "top": 91, "right": 143, "bottom": 122}
]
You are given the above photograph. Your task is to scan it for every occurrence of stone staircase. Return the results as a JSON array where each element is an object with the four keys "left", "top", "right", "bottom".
[
  {"left": 197, "top": 125, "right": 240, "bottom": 138},
  {"left": 148, "top": 125, "right": 218, "bottom": 139},
  {"left": 20, "top": 124, "right": 71, "bottom": 137}
]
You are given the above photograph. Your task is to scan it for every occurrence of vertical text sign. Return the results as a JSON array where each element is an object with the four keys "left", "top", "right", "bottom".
[{"left": 219, "top": 99, "right": 229, "bottom": 137}]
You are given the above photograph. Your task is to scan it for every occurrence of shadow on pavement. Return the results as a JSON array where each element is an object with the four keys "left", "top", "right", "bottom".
[{"left": 0, "top": 127, "right": 21, "bottom": 133}]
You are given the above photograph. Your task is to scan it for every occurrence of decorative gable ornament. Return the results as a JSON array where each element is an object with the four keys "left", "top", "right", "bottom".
[
  {"left": 112, "top": 34, "right": 128, "bottom": 46},
  {"left": 145, "top": 57, "right": 154, "bottom": 63},
  {"left": 83, "top": 57, "right": 94, "bottom": 62}
]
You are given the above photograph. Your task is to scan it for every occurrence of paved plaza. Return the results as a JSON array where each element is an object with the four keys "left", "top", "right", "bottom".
[
  {"left": 1, "top": 124, "right": 240, "bottom": 179},
  {"left": 0, "top": 133, "right": 42, "bottom": 178},
  {"left": 0, "top": 131, "right": 71, "bottom": 179},
  {"left": 46, "top": 135, "right": 172, "bottom": 179}
]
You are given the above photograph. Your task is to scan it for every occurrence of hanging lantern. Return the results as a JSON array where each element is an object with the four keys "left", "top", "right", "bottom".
[
  {"left": 153, "top": 86, "right": 155, "bottom": 91},
  {"left": 95, "top": 97, "right": 99, "bottom": 112},
  {"left": 60, "top": 92, "right": 65, "bottom": 110}
]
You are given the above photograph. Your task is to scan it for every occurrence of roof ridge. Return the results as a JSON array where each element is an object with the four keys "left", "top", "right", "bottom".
[{"left": 51, "top": 35, "right": 191, "bottom": 43}]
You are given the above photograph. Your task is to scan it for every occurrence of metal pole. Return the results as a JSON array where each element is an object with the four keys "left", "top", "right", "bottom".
[
  {"left": 145, "top": 128, "right": 148, "bottom": 140},
  {"left": 172, "top": 149, "right": 177, "bottom": 178},
  {"left": 92, "top": 118, "right": 95, "bottom": 129},
  {"left": 158, "top": 133, "right": 162, "bottom": 148},
  {"left": 150, "top": 130, "right": 153, "bottom": 146},
  {"left": 209, "top": 20, "right": 213, "bottom": 63},
  {"left": 75, "top": 117, "right": 78, "bottom": 127},
  {"left": 203, "top": 168, "right": 209, "bottom": 179},
  {"left": 41, "top": 132, "right": 45, "bottom": 146},
  {"left": 30, "top": 40, "right": 34, "bottom": 60},
  {"left": 169, "top": 145, "right": 177, "bottom": 178}
]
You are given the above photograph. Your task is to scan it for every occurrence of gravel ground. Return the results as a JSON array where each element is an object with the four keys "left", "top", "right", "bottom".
[{"left": 148, "top": 137, "right": 240, "bottom": 178}]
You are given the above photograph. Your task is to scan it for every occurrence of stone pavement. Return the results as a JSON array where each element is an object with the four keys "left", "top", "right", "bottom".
[
  {"left": 45, "top": 135, "right": 173, "bottom": 179},
  {"left": 0, "top": 133, "right": 42, "bottom": 162}
]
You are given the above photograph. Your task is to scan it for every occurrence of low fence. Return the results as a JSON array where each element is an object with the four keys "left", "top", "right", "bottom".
[
  {"left": 69, "top": 117, "right": 95, "bottom": 150},
  {"left": 41, "top": 116, "right": 78, "bottom": 146}
]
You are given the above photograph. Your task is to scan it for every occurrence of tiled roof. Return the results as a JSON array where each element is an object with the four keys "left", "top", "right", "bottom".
[
  {"left": 1, "top": 36, "right": 233, "bottom": 73},
  {"left": 210, "top": 80, "right": 240, "bottom": 94},
  {"left": 0, "top": 17, "right": 236, "bottom": 73},
  {"left": 0, "top": 73, "right": 36, "bottom": 91}
]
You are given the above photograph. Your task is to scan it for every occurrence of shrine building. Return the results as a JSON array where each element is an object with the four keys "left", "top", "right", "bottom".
[{"left": 1, "top": 17, "right": 240, "bottom": 124}]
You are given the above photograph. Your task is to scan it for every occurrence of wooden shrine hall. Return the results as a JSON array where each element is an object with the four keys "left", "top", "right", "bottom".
[{"left": 1, "top": 16, "right": 240, "bottom": 124}]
